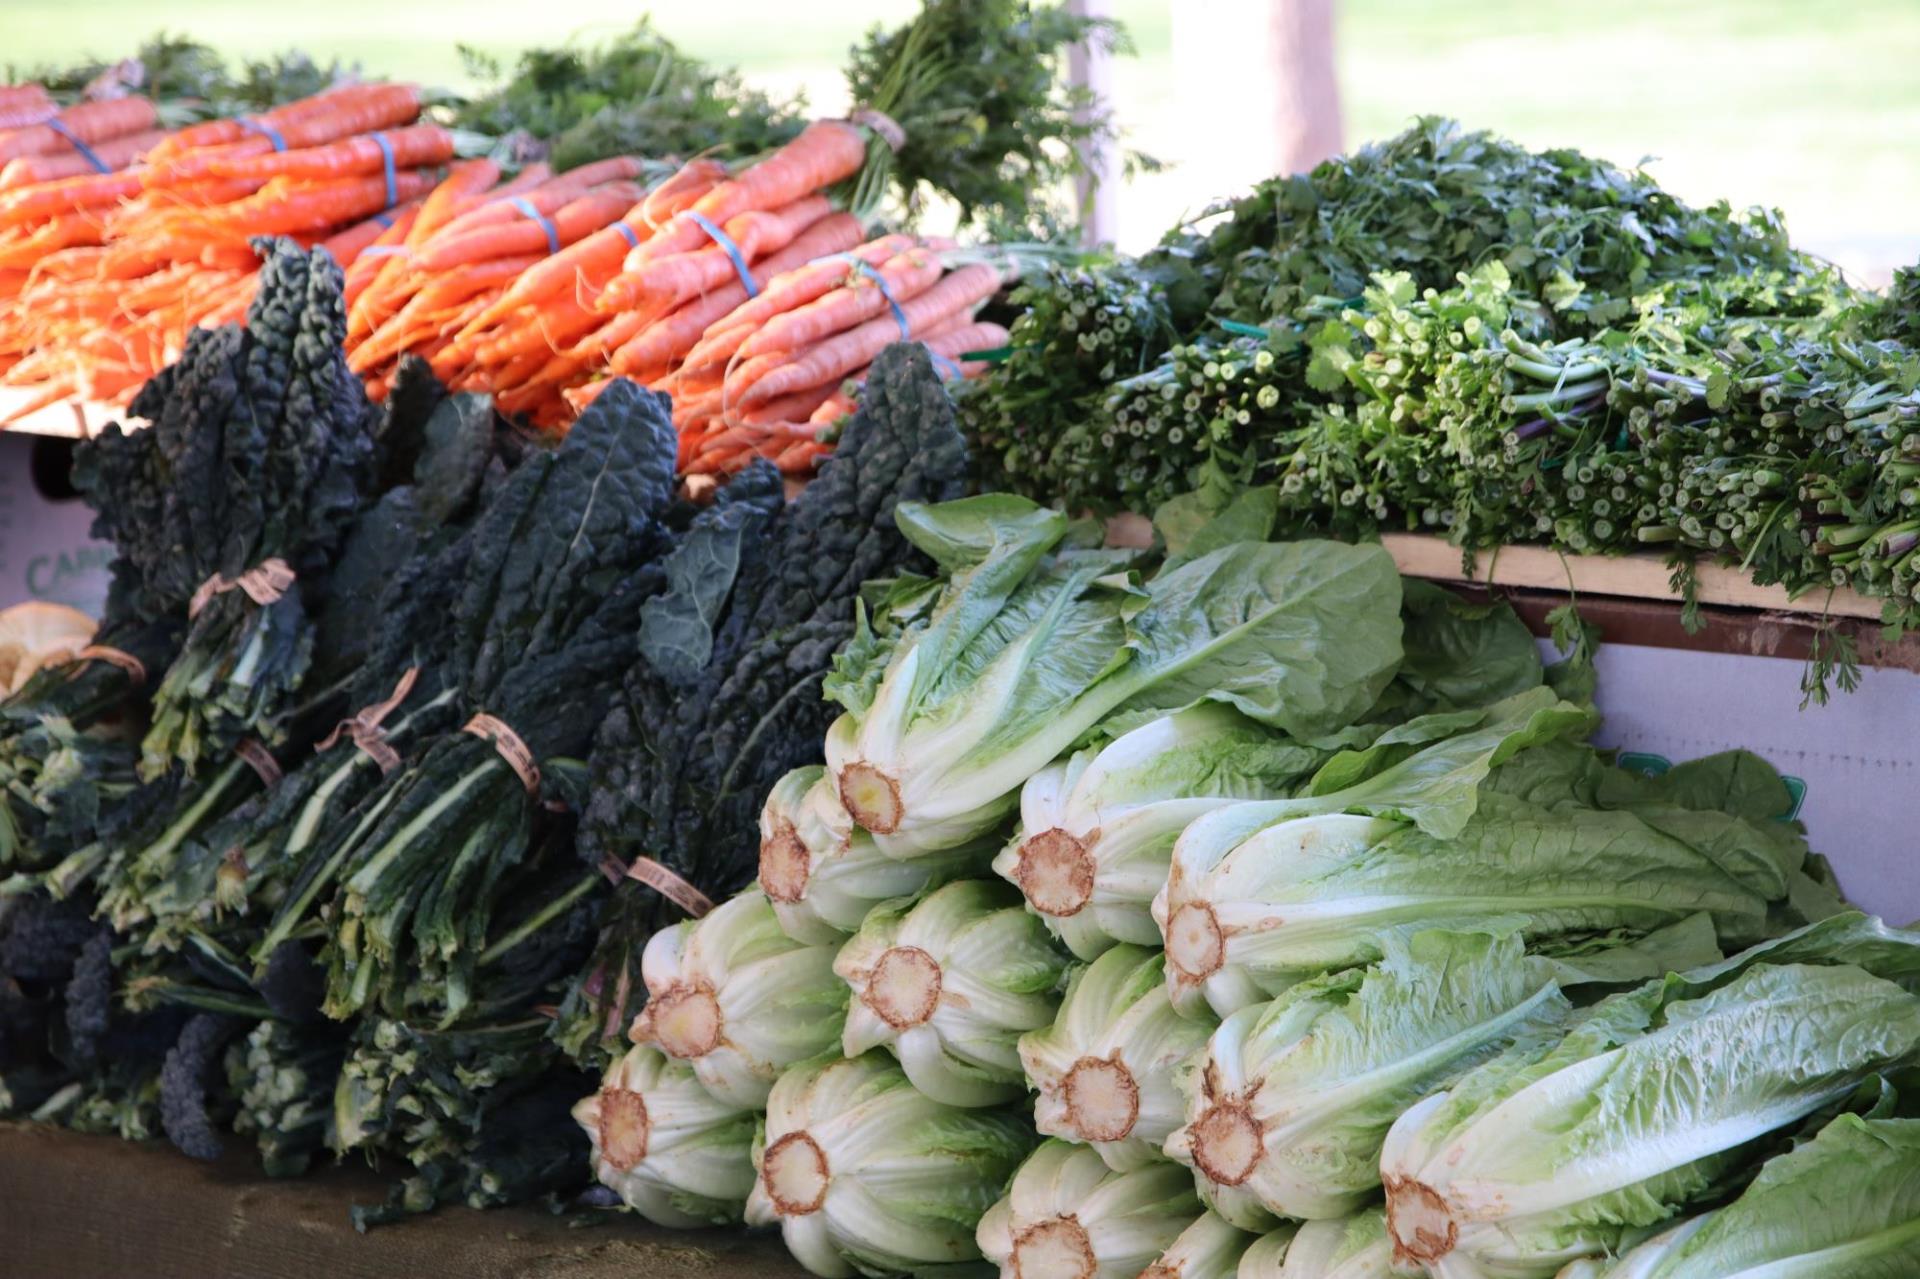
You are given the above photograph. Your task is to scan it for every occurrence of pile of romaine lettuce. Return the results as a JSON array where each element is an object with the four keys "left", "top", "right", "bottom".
[{"left": 577, "top": 483, "right": 1913, "bottom": 1279}]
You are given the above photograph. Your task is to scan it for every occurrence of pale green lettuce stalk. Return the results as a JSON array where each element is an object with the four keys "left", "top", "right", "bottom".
[
  {"left": 571, "top": 1044, "right": 757, "bottom": 1227},
  {"left": 825, "top": 494, "right": 1403, "bottom": 858},
  {"left": 977, "top": 1139, "right": 1203, "bottom": 1279},
  {"left": 1020, "top": 943, "right": 1217, "bottom": 1171},
  {"left": 746, "top": 1051, "right": 1035, "bottom": 1278},
  {"left": 994, "top": 705, "right": 1327, "bottom": 959},
  {"left": 1167, "top": 930, "right": 1570, "bottom": 1228},
  {"left": 1557, "top": 1114, "right": 1920, "bottom": 1278},
  {"left": 630, "top": 888, "right": 847, "bottom": 1108},
  {"left": 758, "top": 766, "right": 990, "bottom": 945},
  {"left": 1151, "top": 688, "right": 1595, "bottom": 1017},
  {"left": 1237, "top": 1212, "right": 1410, "bottom": 1278},
  {"left": 1379, "top": 915, "right": 1920, "bottom": 1279},
  {"left": 835, "top": 879, "right": 1070, "bottom": 1106},
  {"left": 1143, "top": 1211, "right": 1261, "bottom": 1279}
]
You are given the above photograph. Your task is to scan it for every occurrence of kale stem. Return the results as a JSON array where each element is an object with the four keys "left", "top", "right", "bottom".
[{"left": 478, "top": 872, "right": 603, "bottom": 967}]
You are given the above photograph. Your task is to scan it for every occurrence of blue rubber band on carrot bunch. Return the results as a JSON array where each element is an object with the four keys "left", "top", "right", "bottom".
[
  {"left": 369, "top": 131, "right": 398, "bottom": 208},
  {"left": 509, "top": 197, "right": 561, "bottom": 255},
  {"left": 236, "top": 117, "right": 287, "bottom": 152},
  {"left": 42, "top": 119, "right": 110, "bottom": 174},
  {"left": 686, "top": 210, "right": 759, "bottom": 297}
]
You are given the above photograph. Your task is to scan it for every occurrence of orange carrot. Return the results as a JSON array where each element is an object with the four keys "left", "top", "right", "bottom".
[
  {"left": 808, "top": 385, "right": 858, "bottom": 426},
  {"left": 466, "top": 297, "right": 600, "bottom": 370},
  {"left": 200, "top": 170, "right": 436, "bottom": 235},
  {"left": 147, "top": 83, "right": 403, "bottom": 163},
  {"left": 413, "top": 183, "right": 641, "bottom": 272},
  {"left": 142, "top": 84, "right": 423, "bottom": 186},
  {"left": 735, "top": 247, "right": 947, "bottom": 361},
  {"left": 347, "top": 160, "right": 501, "bottom": 339},
  {"left": 206, "top": 124, "right": 454, "bottom": 182},
  {"left": 0, "top": 170, "right": 143, "bottom": 229},
  {"left": 350, "top": 255, "right": 542, "bottom": 371},
  {"left": 453, "top": 200, "right": 658, "bottom": 338},
  {"left": 0, "top": 129, "right": 164, "bottom": 188},
  {"left": 737, "top": 383, "right": 841, "bottom": 428},
  {"left": 731, "top": 263, "right": 1006, "bottom": 409},
  {"left": 622, "top": 121, "right": 867, "bottom": 269},
  {"left": 608, "top": 212, "right": 864, "bottom": 377},
  {"left": 634, "top": 158, "right": 728, "bottom": 230},
  {"left": 0, "top": 97, "right": 157, "bottom": 162},
  {"left": 597, "top": 194, "right": 837, "bottom": 318}
]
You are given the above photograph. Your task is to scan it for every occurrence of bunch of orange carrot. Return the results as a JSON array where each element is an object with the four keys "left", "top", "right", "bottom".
[
  {"left": 0, "top": 81, "right": 449, "bottom": 421},
  {"left": 359, "top": 118, "right": 1008, "bottom": 469}
]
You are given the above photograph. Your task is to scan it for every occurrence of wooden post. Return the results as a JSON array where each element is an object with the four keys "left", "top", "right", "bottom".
[
  {"left": 1067, "top": 0, "right": 1118, "bottom": 247},
  {"left": 1174, "top": 0, "right": 1344, "bottom": 204}
]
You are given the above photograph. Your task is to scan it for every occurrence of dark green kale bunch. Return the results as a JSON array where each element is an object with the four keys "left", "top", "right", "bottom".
[
  {"left": 95, "top": 239, "right": 377, "bottom": 780},
  {"left": 570, "top": 343, "right": 969, "bottom": 1060}
]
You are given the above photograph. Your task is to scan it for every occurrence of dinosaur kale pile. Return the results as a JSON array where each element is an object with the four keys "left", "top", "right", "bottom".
[
  {"left": 960, "top": 118, "right": 1920, "bottom": 693},
  {"left": 571, "top": 343, "right": 970, "bottom": 1057},
  {"left": 3, "top": 237, "right": 977, "bottom": 1227}
]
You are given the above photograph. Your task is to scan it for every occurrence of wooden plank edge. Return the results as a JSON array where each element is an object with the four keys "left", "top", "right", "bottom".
[{"left": 1379, "top": 533, "right": 1885, "bottom": 622}]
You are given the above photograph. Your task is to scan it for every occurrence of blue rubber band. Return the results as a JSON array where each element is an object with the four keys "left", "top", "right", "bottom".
[
  {"left": 237, "top": 117, "right": 287, "bottom": 152},
  {"left": 928, "top": 351, "right": 964, "bottom": 381},
  {"left": 360, "top": 245, "right": 409, "bottom": 259},
  {"left": 509, "top": 197, "right": 561, "bottom": 255},
  {"left": 686, "top": 210, "right": 758, "bottom": 297},
  {"left": 369, "top": 131, "right": 398, "bottom": 209},
  {"left": 371, "top": 211, "right": 395, "bottom": 229},
  {"left": 42, "top": 119, "right": 110, "bottom": 174},
  {"left": 611, "top": 220, "right": 639, "bottom": 249},
  {"left": 818, "top": 252, "right": 908, "bottom": 338}
]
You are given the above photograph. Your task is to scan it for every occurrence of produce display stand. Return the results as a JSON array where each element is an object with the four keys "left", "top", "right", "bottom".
[
  {"left": 0, "top": 1121, "right": 805, "bottom": 1279},
  {"left": 0, "top": 391, "right": 124, "bottom": 440}
]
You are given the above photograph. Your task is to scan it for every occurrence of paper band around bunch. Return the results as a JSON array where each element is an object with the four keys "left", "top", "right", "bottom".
[
  {"left": 43, "top": 119, "right": 110, "bottom": 174},
  {"left": 849, "top": 108, "right": 907, "bottom": 153},
  {"left": 686, "top": 211, "right": 759, "bottom": 298},
  {"left": 463, "top": 712, "right": 540, "bottom": 793},
  {"left": 620, "top": 856, "right": 715, "bottom": 918},
  {"left": 235, "top": 737, "right": 284, "bottom": 788},
  {"left": 59, "top": 644, "right": 147, "bottom": 687},
  {"left": 317, "top": 666, "right": 418, "bottom": 774},
  {"left": 188, "top": 557, "right": 295, "bottom": 619}
]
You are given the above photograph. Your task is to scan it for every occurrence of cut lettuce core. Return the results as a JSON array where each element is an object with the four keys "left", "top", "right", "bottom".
[
  {"left": 864, "top": 945, "right": 943, "bottom": 1029},
  {"left": 1016, "top": 827, "right": 1098, "bottom": 916},
  {"left": 762, "top": 1130, "right": 832, "bottom": 1217},
  {"left": 1063, "top": 1054, "right": 1140, "bottom": 1142},
  {"left": 1013, "top": 1216, "right": 1098, "bottom": 1279},
  {"left": 596, "top": 1087, "right": 650, "bottom": 1172}
]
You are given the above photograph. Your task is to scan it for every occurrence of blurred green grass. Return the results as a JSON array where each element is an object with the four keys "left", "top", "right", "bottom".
[{"left": 4, "top": 1, "right": 1914, "bottom": 275}]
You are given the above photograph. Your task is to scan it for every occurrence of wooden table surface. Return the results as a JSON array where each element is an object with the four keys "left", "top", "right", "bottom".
[{"left": 0, "top": 1121, "right": 807, "bottom": 1279}]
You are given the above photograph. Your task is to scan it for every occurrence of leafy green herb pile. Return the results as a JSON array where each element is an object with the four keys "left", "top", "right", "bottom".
[
  {"left": 961, "top": 118, "right": 1920, "bottom": 678},
  {"left": 451, "top": 19, "right": 804, "bottom": 173}
]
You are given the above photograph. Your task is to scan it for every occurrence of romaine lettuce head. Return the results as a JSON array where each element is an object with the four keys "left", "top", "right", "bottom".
[
  {"left": 1143, "top": 1210, "right": 1261, "bottom": 1279},
  {"left": 571, "top": 1044, "right": 757, "bottom": 1227},
  {"left": 1152, "top": 691, "right": 1797, "bottom": 1013},
  {"left": 995, "top": 704, "right": 1329, "bottom": 959},
  {"left": 835, "top": 879, "right": 1070, "bottom": 1106},
  {"left": 747, "top": 1051, "right": 1037, "bottom": 1278},
  {"left": 977, "top": 1139, "right": 1203, "bottom": 1279},
  {"left": 827, "top": 492, "right": 1402, "bottom": 859},
  {"left": 629, "top": 888, "right": 847, "bottom": 1108},
  {"left": 1380, "top": 938, "right": 1920, "bottom": 1278},
  {"left": 759, "top": 766, "right": 991, "bottom": 945},
  {"left": 1021, "top": 943, "right": 1218, "bottom": 1171},
  {"left": 1561, "top": 1113, "right": 1920, "bottom": 1278},
  {"left": 1236, "top": 1212, "right": 1411, "bottom": 1278},
  {"left": 1167, "top": 930, "right": 1569, "bottom": 1227}
]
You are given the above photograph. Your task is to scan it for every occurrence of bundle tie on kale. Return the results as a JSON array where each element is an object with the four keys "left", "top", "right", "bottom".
[
  {"left": 56, "top": 644, "right": 148, "bottom": 687},
  {"left": 599, "top": 853, "right": 715, "bottom": 919},
  {"left": 462, "top": 713, "right": 540, "bottom": 794},
  {"left": 316, "top": 666, "right": 419, "bottom": 775},
  {"left": 234, "top": 737, "right": 283, "bottom": 788},
  {"left": 186, "top": 558, "right": 297, "bottom": 620},
  {"left": 848, "top": 107, "right": 906, "bottom": 152}
]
